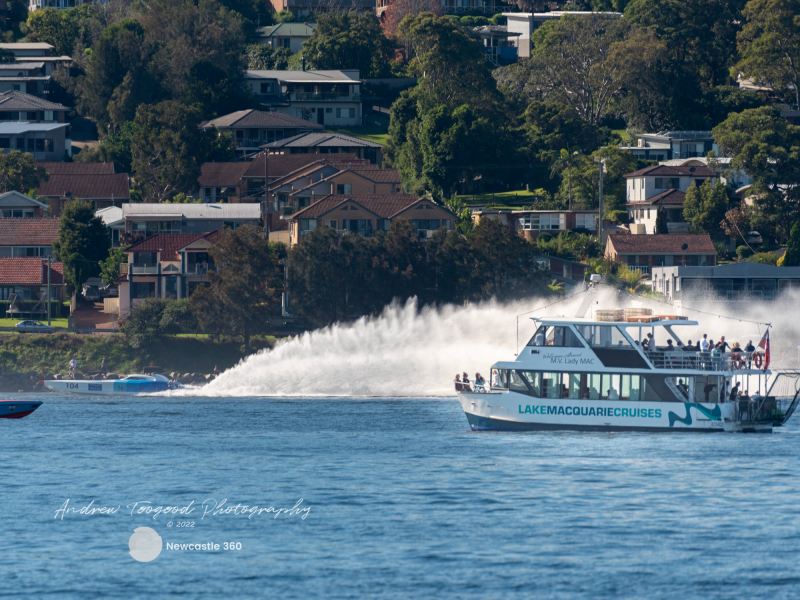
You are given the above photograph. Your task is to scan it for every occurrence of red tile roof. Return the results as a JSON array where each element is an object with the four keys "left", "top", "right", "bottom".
[
  {"left": 197, "top": 162, "right": 251, "bottom": 188},
  {"left": 291, "top": 193, "right": 422, "bottom": 219},
  {"left": 126, "top": 232, "right": 219, "bottom": 261},
  {"left": 243, "top": 153, "right": 366, "bottom": 179},
  {"left": 0, "top": 218, "right": 60, "bottom": 246},
  {"left": 608, "top": 234, "right": 716, "bottom": 255},
  {"left": 625, "top": 164, "right": 716, "bottom": 178},
  {"left": 0, "top": 257, "right": 63, "bottom": 285},
  {"left": 628, "top": 189, "right": 686, "bottom": 207},
  {"left": 349, "top": 168, "right": 401, "bottom": 183},
  {"left": 38, "top": 162, "right": 116, "bottom": 175},
  {"left": 37, "top": 173, "right": 130, "bottom": 200}
]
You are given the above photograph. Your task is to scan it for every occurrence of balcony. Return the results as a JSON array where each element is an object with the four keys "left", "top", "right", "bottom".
[
  {"left": 287, "top": 92, "right": 359, "bottom": 102},
  {"left": 131, "top": 264, "right": 159, "bottom": 274}
]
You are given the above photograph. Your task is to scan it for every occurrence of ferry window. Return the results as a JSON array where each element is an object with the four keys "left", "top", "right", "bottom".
[
  {"left": 541, "top": 372, "right": 564, "bottom": 398},
  {"left": 491, "top": 369, "right": 508, "bottom": 390},
  {"left": 587, "top": 374, "right": 602, "bottom": 399},
  {"left": 567, "top": 373, "right": 581, "bottom": 399},
  {"left": 517, "top": 371, "right": 541, "bottom": 396},
  {"left": 528, "top": 325, "right": 582, "bottom": 347},
  {"left": 509, "top": 370, "right": 530, "bottom": 394},
  {"left": 620, "top": 375, "right": 642, "bottom": 401},
  {"left": 601, "top": 374, "right": 622, "bottom": 400},
  {"left": 576, "top": 325, "right": 631, "bottom": 348}
]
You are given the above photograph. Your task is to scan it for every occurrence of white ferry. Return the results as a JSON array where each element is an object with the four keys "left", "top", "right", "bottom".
[{"left": 457, "top": 309, "right": 800, "bottom": 433}]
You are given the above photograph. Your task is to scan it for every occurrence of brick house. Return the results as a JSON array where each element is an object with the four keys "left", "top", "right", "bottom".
[{"left": 605, "top": 233, "right": 717, "bottom": 276}]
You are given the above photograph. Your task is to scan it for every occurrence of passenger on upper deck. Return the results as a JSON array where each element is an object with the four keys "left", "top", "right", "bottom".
[
  {"left": 666, "top": 339, "right": 675, "bottom": 351},
  {"left": 700, "top": 334, "right": 710, "bottom": 352},
  {"left": 731, "top": 342, "right": 743, "bottom": 368},
  {"left": 745, "top": 340, "right": 756, "bottom": 367},
  {"left": 533, "top": 329, "right": 545, "bottom": 346},
  {"left": 684, "top": 340, "right": 695, "bottom": 352},
  {"left": 717, "top": 337, "right": 730, "bottom": 353}
]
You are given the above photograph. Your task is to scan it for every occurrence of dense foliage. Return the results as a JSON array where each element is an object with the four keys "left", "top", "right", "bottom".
[
  {"left": 288, "top": 220, "right": 550, "bottom": 325},
  {"left": 0, "top": 151, "right": 46, "bottom": 193},
  {"left": 53, "top": 200, "right": 111, "bottom": 293}
]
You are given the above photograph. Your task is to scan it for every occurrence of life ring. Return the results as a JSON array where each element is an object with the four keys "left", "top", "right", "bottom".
[{"left": 753, "top": 353, "right": 764, "bottom": 369}]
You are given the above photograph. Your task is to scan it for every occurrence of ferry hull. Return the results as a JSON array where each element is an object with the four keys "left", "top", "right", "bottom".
[{"left": 458, "top": 391, "right": 732, "bottom": 433}]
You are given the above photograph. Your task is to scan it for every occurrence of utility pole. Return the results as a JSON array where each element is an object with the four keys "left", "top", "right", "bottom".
[
  {"left": 263, "top": 147, "right": 271, "bottom": 240},
  {"left": 46, "top": 255, "right": 52, "bottom": 326},
  {"left": 597, "top": 158, "right": 606, "bottom": 248}
]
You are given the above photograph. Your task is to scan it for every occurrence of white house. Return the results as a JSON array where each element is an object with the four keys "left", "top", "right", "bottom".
[
  {"left": 620, "top": 131, "right": 717, "bottom": 161},
  {"left": 625, "top": 164, "right": 718, "bottom": 234},
  {"left": 245, "top": 69, "right": 362, "bottom": 127}
]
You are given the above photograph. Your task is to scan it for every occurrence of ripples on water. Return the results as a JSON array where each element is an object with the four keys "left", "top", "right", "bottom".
[{"left": 3, "top": 394, "right": 800, "bottom": 599}]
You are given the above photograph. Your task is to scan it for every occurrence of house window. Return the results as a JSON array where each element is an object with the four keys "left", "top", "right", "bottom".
[
  {"left": 574, "top": 213, "right": 597, "bottom": 230},
  {"left": 325, "top": 108, "right": 332, "bottom": 113},
  {"left": 348, "top": 108, "right": 355, "bottom": 118},
  {"left": 0, "top": 138, "right": 9, "bottom": 149},
  {"left": 336, "top": 108, "right": 342, "bottom": 118},
  {"left": 328, "top": 220, "right": 337, "bottom": 229},
  {"left": 519, "top": 214, "right": 561, "bottom": 231},
  {"left": 336, "top": 183, "right": 352, "bottom": 194},
  {"left": 300, "top": 219, "right": 317, "bottom": 232},
  {"left": 131, "top": 282, "right": 156, "bottom": 299}
]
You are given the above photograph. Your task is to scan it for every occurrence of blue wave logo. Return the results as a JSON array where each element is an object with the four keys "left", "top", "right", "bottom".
[{"left": 668, "top": 403, "right": 722, "bottom": 427}]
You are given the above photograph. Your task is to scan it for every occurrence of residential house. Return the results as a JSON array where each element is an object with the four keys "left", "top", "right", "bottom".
[
  {"left": 0, "top": 257, "right": 64, "bottom": 305},
  {"left": 282, "top": 167, "right": 402, "bottom": 213},
  {"left": 37, "top": 166, "right": 130, "bottom": 214},
  {"left": 288, "top": 193, "right": 455, "bottom": 246},
  {"left": 0, "top": 42, "right": 71, "bottom": 82},
  {"left": 0, "top": 62, "right": 51, "bottom": 97},
  {"left": 660, "top": 157, "right": 753, "bottom": 191},
  {"left": 471, "top": 208, "right": 598, "bottom": 240},
  {"left": 201, "top": 109, "right": 323, "bottom": 157},
  {"left": 0, "top": 191, "right": 48, "bottom": 217},
  {"left": 197, "top": 162, "right": 252, "bottom": 203},
  {"left": 503, "top": 11, "right": 622, "bottom": 58},
  {"left": 29, "top": 0, "right": 106, "bottom": 9},
  {"left": 245, "top": 69, "right": 362, "bottom": 126},
  {"left": 118, "top": 232, "right": 219, "bottom": 319},
  {"left": 605, "top": 233, "right": 717, "bottom": 276},
  {"left": 114, "top": 203, "right": 262, "bottom": 242},
  {"left": 651, "top": 263, "right": 800, "bottom": 303},
  {"left": 0, "top": 217, "right": 59, "bottom": 257},
  {"left": 625, "top": 164, "right": 717, "bottom": 234},
  {"left": 474, "top": 25, "right": 520, "bottom": 66},
  {"left": 620, "top": 131, "right": 717, "bottom": 161},
  {"left": 0, "top": 122, "right": 70, "bottom": 160},
  {"left": 264, "top": 131, "right": 382, "bottom": 163},
  {"left": 269, "top": 0, "right": 372, "bottom": 18},
  {"left": 256, "top": 22, "right": 315, "bottom": 53},
  {"left": 0, "top": 90, "right": 69, "bottom": 122},
  {"left": 440, "top": 0, "right": 512, "bottom": 16}
]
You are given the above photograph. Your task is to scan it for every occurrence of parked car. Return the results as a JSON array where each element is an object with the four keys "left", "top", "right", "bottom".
[{"left": 15, "top": 320, "right": 55, "bottom": 333}]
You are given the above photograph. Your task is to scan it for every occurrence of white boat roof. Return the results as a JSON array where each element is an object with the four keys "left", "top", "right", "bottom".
[{"left": 532, "top": 316, "right": 700, "bottom": 327}]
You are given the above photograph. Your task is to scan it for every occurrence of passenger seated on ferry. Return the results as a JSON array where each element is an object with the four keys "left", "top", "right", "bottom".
[
  {"left": 730, "top": 342, "right": 743, "bottom": 368},
  {"left": 666, "top": 339, "right": 674, "bottom": 351},
  {"left": 533, "top": 330, "right": 545, "bottom": 346},
  {"left": 684, "top": 340, "right": 695, "bottom": 352},
  {"left": 474, "top": 372, "right": 486, "bottom": 391},
  {"left": 607, "top": 388, "right": 620, "bottom": 400},
  {"left": 454, "top": 374, "right": 462, "bottom": 391}
]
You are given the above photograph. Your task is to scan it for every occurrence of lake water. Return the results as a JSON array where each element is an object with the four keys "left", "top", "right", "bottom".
[{"left": 4, "top": 393, "right": 800, "bottom": 599}]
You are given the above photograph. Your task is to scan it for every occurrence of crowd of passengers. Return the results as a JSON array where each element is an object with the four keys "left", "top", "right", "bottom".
[
  {"left": 454, "top": 372, "right": 486, "bottom": 393},
  {"left": 638, "top": 333, "right": 759, "bottom": 369}
]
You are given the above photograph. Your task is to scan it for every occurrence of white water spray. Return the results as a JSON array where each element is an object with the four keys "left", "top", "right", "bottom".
[{"left": 190, "top": 286, "right": 800, "bottom": 398}]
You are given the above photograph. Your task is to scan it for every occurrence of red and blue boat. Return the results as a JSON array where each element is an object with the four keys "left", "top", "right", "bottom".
[{"left": 0, "top": 399, "right": 42, "bottom": 419}]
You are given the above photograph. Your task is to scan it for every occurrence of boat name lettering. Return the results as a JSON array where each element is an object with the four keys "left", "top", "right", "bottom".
[
  {"left": 517, "top": 404, "right": 662, "bottom": 419},
  {"left": 540, "top": 352, "right": 595, "bottom": 366}
]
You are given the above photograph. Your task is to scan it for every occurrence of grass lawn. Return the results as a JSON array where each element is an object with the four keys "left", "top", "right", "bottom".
[
  {"left": 456, "top": 189, "right": 541, "bottom": 207},
  {"left": 334, "top": 112, "right": 390, "bottom": 147},
  {"left": 0, "top": 317, "right": 69, "bottom": 329}
]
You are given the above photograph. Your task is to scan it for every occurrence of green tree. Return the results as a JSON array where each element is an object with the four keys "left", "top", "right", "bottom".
[
  {"left": 682, "top": 181, "right": 730, "bottom": 240},
  {"left": 121, "top": 298, "right": 168, "bottom": 349},
  {"left": 303, "top": 11, "right": 392, "bottom": 79},
  {"left": 23, "top": 4, "right": 103, "bottom": 56},
  {"left": 736, "top": 0, "right": 800, "bottom": 110},
  {"left": 130, "top": 101, "right": 234, "bottom": 201},
  {"left": 780, "top": 222, "right": 800, "bottom": 266},
  {"left": 190, "top": 226, "right": 284, "bottom": 351},
  {"left": 0, "top": 0, "right": 27, "bottom": 39},
  {"left": 98, "top": 247, "right": 125, "bottom": 286},
  {"left": 0, "top": 151, "right": 47, "bottom": 193},
  {"left": 53, "top": 200, "right": 110, "bottom": 293},
  {"left": 246, "top": 44, "right": 291, "bottom": 70},
  {"left": 713, "top": 106, "right": 800, "bottom": 241}
]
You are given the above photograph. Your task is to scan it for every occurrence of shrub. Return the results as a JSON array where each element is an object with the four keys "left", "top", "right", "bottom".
[{"left": 736, "top": 245, "right": 753, "bottom": 260}]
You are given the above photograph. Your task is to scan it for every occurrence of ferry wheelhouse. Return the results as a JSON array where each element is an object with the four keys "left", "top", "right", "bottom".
[{"left": 457, "top": 310, "right": 800, "bottom": 433}]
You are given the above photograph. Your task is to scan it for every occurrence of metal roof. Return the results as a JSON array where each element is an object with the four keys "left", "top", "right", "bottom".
[
  {"left": 121, "top": 203, "right": 262, "bottom": 220},
  {"left": 0, "top": 121, "right": 67, "bottom": 134},
  {"left": 246, "top": 69, "right": 360, "bottom": 84}
]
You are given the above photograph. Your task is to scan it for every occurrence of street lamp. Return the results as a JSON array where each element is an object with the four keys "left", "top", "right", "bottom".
[{"left": 596, "top": 158, "right": 606, "bottom": 245}]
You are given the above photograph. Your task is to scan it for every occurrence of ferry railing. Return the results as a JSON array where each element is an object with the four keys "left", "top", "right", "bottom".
[{"left": 645, "top": 350, "right": 748, "bottom": 371}]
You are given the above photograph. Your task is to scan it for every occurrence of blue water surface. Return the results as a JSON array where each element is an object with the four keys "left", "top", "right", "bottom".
[{"left": 2, "top": 393, "right": 799, "bottom": 599}]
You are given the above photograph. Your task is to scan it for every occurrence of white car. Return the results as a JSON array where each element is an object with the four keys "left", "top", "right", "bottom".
[{"left": 15, "top": 320, "right": 55, "bottom": 333}]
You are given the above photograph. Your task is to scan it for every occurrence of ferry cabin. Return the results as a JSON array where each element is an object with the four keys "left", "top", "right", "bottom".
[{"left": 489, "top": 318, "right": 770, "bottom": 406}]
